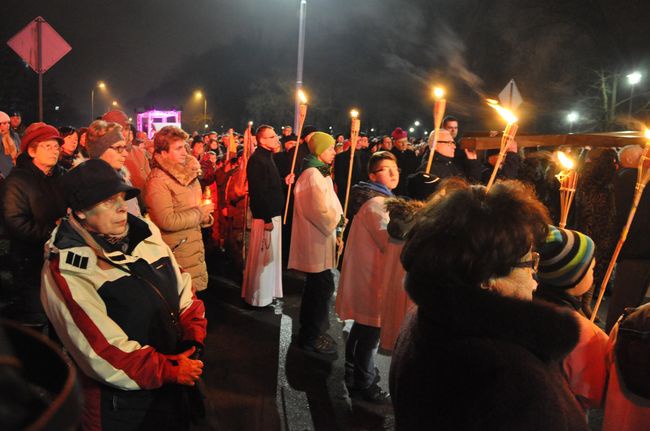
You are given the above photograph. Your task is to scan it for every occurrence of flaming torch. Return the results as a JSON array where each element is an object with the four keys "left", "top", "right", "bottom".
[
  {"left": 202, "top": 186, "right": 213, "bottom": 206},
  {"left": 591, "top": 128, "right": 650, "bottom": 321},
  {"left": 425, "top": 86, "right": 447, "bottom": 174},
  {"left": 485, "top": 99, "right": 519, "bottom": 191},
  {"left": 336, "top": 109, "right": 361, "bottom": 266},
  {"left": 556, "top": 150, "right": 579, "bottom": 229},
  {"left": 283, "top": 89, "right": 309, "bottom": 224}
]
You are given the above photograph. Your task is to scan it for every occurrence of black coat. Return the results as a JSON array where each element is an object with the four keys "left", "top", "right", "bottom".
[
  {"left": 391, "top": 148, "right": 419, "bottom": 196},
  {"left": 615, "top": 167, "right": 650, "bottom": 259},
  {"left": 333, "top": 148, "right": 371, "bottom": 204},
  {"left": 418, "top": 151, "right": 482, "bottom": 182},
  {"left": 390, "top": 281, "right": 588, "bottom": 431},
  {"left": 1, "top": 153, "right": 67, "bottom": 262},
  {"left": 247, "top": 147, "right": 284, "bottom": 222}
]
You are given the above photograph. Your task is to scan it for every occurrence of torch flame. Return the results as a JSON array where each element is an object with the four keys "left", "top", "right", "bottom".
[
  {"left": 350, "top": 109, "right": 359, "bottom": 119},
  {"left": 297, "top": 89, "right": 308, "bottom": 104},
  {"left": 433, "top": 86, "right": 445, "bottom": 100},
  {"left": 557, "top": 151, "right": 575, "bottom": 170},
  {"left": 487, "top": 99, "right": 518, "bottom": 124},
  {"left": 248, "top": 121, "right": 253, "bottom": 126},
  {"left": 645, "top": 128, "right": 650, "bottom": 140}
]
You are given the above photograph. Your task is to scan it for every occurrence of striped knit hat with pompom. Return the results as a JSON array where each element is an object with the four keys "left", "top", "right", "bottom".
[{"left": 537, "top": 225, "right": 595, "bottom": 289}]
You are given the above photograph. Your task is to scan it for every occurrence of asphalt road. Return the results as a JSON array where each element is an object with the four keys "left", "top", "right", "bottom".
[{"left": 196, "top": 252, "right": 395, "bottom": 431}]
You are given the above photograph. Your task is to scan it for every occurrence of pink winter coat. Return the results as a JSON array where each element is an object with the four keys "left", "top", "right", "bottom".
[
  {"left": 602, "top": 324, "right": 650, "bottom": 431},
  {"left": 336, "top": 196, "right": 389, "bottom": 327},
  {"left": 288, "top": 167, "right": 342, "bottom": 273},
  {"left": 562, "top": 311, "right": 609, "bottom": 410}
]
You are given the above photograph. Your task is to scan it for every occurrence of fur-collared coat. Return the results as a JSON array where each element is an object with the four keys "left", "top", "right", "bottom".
[
  {"left": 390, "top": 284, "right": 588, "bottom": 431},
  {"left": 145, "top": 153, "right": 209, "bottom": 291}
]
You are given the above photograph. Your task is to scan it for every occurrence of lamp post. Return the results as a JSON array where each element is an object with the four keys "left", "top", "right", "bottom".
[
  {"left": 627, "top": 71, "right": 642, "bottom": 119},
  {"left": 567, "top": 111, "right": 578, "bottom": 133},
  {"left": 195, "top": 90, "right": 207, "bottom": 128},
  {"left": 294, "top": 0, "right": 307, "bottom": 131},
  {"left": 91, "top": 81, "right": 106, "bottom": 121}
]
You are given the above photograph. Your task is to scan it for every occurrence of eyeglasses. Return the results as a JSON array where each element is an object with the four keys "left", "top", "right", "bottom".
[
  {"left": 372, "top": 166, "right": 401, "bottom": 174},
  {"left": 438, "top": 140, "right": 456, "bottom": 145},
  {"left": 37, "top": 143, "right": 61, "bottom": 151},
  {"left": 513, "top": 252, "right": 540, "bottom": 274},
  {"left": 110, "top": 144, "right": 128, "bottom": 153}
]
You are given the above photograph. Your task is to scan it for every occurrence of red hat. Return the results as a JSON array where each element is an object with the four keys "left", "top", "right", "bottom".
[
  {"left": 101, "top": 109, "right": 129, "bottom": 129},
  {"left": 20, "top": 124, "right": 63, "bottom": 153},
  {"left": 391, "top": 127, "right": 408, "bottom": 140}
]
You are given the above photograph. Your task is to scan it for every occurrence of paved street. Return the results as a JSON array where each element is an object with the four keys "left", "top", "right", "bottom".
[{"left": 196, "top": 252, "right": 394, "bottom": 431}]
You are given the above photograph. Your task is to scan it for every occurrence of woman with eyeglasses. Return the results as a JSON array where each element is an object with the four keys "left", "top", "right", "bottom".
[
  {"left": 0, "top": 123, "right": 67, "bottom": 332},
  {"left": 390, "top": 180, "right": 589, "bottom": 430},
  {"left": 42, "top": 159, "right": 206, "bottom": 430},
  {"left": 86, "top": 119, "right": 141, "bottom": 216}
]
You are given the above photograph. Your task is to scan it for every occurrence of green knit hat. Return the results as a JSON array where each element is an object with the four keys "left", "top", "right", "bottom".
[
  {"left": 537, "top": 225, "right": 595, "bottom": 289},
  {"left": 307, "top": 132, "right": 334, "bottom": 156}
]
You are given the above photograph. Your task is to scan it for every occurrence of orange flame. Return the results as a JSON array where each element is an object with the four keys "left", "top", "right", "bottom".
[
  {"left": 645, "top": 128, "right": 650, "bottom": 141},
  {"left": 297, "top": 89, "right": 308, "bottom": 104},
  {"left": 557, "top": 151, "right": 575, "bottom": 170},
  {"left": 487, "top": 99, "right": 518, "bottom": 124},
  {"left": 433, "top": 86, "right": 445, "bottom": 100},
  {"left": 350, "top": 109, "right": 359, "bottom": 119}
]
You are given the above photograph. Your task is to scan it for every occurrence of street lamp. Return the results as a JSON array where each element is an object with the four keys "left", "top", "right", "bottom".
[
  {"left": 91, "top": 81, "right": 106, "bottom": 120},
  {"left": 409, "top": 127, "right": 415, "bottom": 133},
  {"left": 566, "top": 111, "right": 579, "bottom": 133},
  {"left": 112, "top": 101, "right": 119, "bottom": 107},
  {"left": 294, "top": 0, "right": 307, "bottom": 131},
  {"left": 627, "top": 71, "right": 642, "bottom": 118},
  {"left": 414, "top": 121, "right": 420, "bottom": 126},
  {"left": 194, "top": 90, "right": 207, "bottom": 127}
]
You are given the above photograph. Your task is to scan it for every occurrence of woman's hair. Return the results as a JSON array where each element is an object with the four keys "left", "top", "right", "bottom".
[
  {"left": 58, "top": 126, "right": 78, "bottom": 139},
  {"left": 368, "top": 150, "right": 397, "bottom": 174},
  {"left": 401, "top": 180, "right": 550, "bottom": 306},
  {"left": 153, "top": 126, "right": 189, "bottom": 153},
  {"left": 86, "top": 120, "right": 122, "bottom": 146}
]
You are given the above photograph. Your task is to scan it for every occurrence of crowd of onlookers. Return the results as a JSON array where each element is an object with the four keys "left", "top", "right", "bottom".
[{"left": 1, "top": 107, "right": 649, "bottom": 430}]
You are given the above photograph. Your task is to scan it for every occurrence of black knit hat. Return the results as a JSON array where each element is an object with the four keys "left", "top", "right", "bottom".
[
  {"left": 63, "top": 159, "right": 139, "bottom": 211},
  {"left": 407, "top": 172, "right": 440, "bottom": 201}
]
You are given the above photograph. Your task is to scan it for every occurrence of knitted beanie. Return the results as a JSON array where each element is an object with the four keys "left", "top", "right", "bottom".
[
  {"left": 391, "top": 127, "right": 408, "bottom": 140},
  {"left": 307, "top": 132, "right": 334, "bottom": 156},
  {"left": 537, "top": 225, "right": 595, "bottom": 289},
  {"left": 87, "top": 127, "right": 124, "bottom": 159}
]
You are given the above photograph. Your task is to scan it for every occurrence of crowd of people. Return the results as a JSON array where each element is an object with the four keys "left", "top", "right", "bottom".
[{"left": 1, "top": 107, "right": 649, "bottom": 430}]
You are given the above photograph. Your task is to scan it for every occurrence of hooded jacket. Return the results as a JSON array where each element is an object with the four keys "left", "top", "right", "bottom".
[
  {"left": 41, "top": 214, "right": 206, "bottom": 430},
  {"left": 145, "top": 153, "right": 210, "bottom": 291}
]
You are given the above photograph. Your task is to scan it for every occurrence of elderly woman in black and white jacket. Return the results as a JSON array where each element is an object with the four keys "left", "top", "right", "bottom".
[{"left": 41, "top": 159, "right": 206, "bottom": 431}]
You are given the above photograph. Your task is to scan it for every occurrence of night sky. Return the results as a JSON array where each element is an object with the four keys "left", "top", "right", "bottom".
[{"left": 2, "top": 0, "right": 649, "bottom": 135}]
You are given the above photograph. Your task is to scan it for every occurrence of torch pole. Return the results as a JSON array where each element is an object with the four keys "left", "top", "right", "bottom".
[
  {"left": 283, "top": 104, "right": 308, "bottom": 224},
  {"left": 486, "top": 123, "right": 518, "bottom": 192}
]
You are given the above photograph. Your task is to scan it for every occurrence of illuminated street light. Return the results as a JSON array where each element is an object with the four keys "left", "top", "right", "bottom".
[
  {"left": 204, "top": 124, "right": 209, "bottom": 129},
  {"left": 194, "top": 90, "right": 207, "bottom": 127},
  {"left": 112, "top": 101, "right": 118, "bottom": 107},
  {"left": 627, "top": 71, "right": 642, "bottom": 118},
  {"left": 370, "top": 128, "right": 375, "bottom": 132},
  {"left": 566, "top": 111, "right": 579, "bottom": 133},
  {"left": 91, "top": 81, "right": 107, "bottom": 120},
  {"left": 409, "top": 127, "right": 415, "bottom": 133},
  {"left": 414, "top": 121, "right": 420, "bottom": 126}
]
